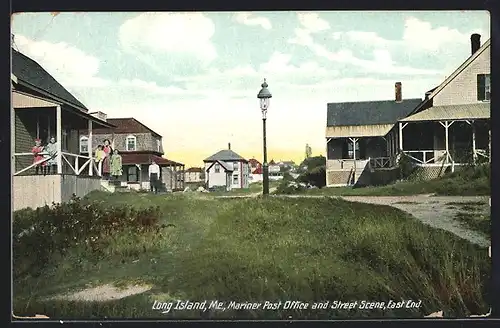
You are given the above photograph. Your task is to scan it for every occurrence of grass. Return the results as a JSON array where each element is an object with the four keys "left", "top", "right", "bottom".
[
  {"left": 448, "top": 201, "right": 490, "bottom": 236},
  {"left": 208, "top": 180, "right": 281, "bottom": 196},
  {"left": 292, "top": 165, "right": 490, "bottom": 197},
  {"left": 13, "top": 191, "right": 490, "bottom": 319}
]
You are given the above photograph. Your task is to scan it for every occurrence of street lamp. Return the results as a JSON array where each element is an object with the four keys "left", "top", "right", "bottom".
[{"left": 257, "top": 78, "right": 272, "bottom": 195}]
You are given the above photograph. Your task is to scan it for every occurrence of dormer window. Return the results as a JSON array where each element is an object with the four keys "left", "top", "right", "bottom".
[
  {"left": 126, "top": 135, "right": 137, "bottom": 151},
  {"left": 80, "top": 136, "right": 89, "bottom": 153},
  {"left": 477, "top": 74, "right": 491, "bottom": 101}
]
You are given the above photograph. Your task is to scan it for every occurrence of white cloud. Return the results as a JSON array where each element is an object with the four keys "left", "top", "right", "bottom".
[
  {"left": 119, "top": 12, "right": 217, "bottom": 63},
  {"left": 14, "top": 34, "right": 109, "bottom": 89},
  {"left": 233, "top": 12, "right": 272, "bottom": 30},
  {"left": 297, "top": 12, "right": 331, "bottom": 33}
]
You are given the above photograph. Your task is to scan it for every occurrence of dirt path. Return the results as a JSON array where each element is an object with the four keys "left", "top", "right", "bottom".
[
  {"left": 217, "top": 192, "right": 490, "bottom": 247},
  {"left": 340, "top": 195, "right": 490, "bottom": 247}
]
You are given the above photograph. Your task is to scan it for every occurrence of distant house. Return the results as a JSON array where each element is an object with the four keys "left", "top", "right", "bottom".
[
  {"left": 204, "top": 143, "right": 250, "bottom": 190},
  {"left": 82, "top": 118, "right": 185, "bottom": 191},
  {"left": 185, "top": 167, "right": 204, "bottom": 183},
  {"left": 11, "top": 44, "right": 114, "bottom": 210},
  {"left": 248, "top": 158, "right": 263, "bottom": 183},
  {"left": 325, "top": 33, "right": 490, "bottom": 187},
  {"left": 268, "top": 159, "right": 283, "bottom": 180}
]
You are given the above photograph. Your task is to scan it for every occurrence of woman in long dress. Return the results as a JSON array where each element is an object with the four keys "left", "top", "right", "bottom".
[{"left": 102, "top": 139, "right": 113, "bottom": 179}]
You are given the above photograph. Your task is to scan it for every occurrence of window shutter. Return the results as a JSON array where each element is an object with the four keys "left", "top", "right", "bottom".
[{"left": 477, "top": 74, "right": 485, "bottom": 101}]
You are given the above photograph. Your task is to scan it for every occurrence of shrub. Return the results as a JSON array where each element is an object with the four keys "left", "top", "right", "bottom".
[
  {"left": 282, "top": 172, "right": 294, "bottom": 182},
  {"left": 13, "top": 195, "right": 163, "bottom": 279},
  {"left": 275, "top": 181, "right": 306, "bottom": 194},
  {"left": 298, "top": 165, "right": 326, "bottom": 188}
]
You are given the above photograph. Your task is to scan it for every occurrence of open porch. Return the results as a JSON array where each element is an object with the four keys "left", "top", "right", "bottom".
[
  {"left": 398, "top": 103, "right": 490, "bottom": 171},
  {"left": 12, "top": 90, "right": 113, "bottom": 209},
  {"left": 118, "top": 153, "right": 185, "bottom": 192},
  {"left": 325, "top": 124, "right": 397, "bottom": 187}
]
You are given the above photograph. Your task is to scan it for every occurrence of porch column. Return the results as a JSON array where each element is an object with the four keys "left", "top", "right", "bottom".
[
  {"left": 348, "top": 137, "right": 358, "bottom": 184},
  {"left": 489, "top": 128, "right": 491, "bottom": 164},
  {"left": 170, "top": 165, "right": 174, "bottom": 191},
  {"left": 138, "top": 164, "right": 142, "bottom": 189},
  {"left": 174, "top": 166, "right": 178, "bottom": 190},
  {"left": 326, "top": 138, "right": 332, "bottom": 160},
  {"left": 439, "top": 121, "right": 454, "bottom": 164},
  {"left": 398, "top": 122, "right": 405, "bottom": 151},
  {"left": 56, "top": 105, "right": 62, "bottom": 174},
  {"left": 182, "top": 165, "right": 185, "bottom": 190},
  {"left": 471, "top": 121, "right": 477, "bottom": 164},
  {"left": 88, "top": 120, "right": 93, "bottom": 176}
]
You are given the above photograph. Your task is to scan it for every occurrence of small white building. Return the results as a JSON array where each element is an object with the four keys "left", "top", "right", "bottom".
[
  {"left": 204, "top": 144, "right": 250, "bottom": 191},
  {"left": 185, "top": 167, "right": 204, "bottom": 183}
]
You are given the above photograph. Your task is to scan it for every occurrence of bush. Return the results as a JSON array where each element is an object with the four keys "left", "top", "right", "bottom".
[
  {"left": 298, "top": 165, "right": 326, "bottom": 188},
  {"left": 282, "top": 172, "right": 294, "bottom": 182},
  {"left": 275, "top": 181, "right": 306, "bottom": 194},
  {"left": 13, "top": 195, "right": 163, "bottom": 279}
]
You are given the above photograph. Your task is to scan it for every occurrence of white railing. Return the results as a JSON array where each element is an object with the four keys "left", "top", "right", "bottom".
[
  {"left": 369, "top": 157, "right": 393, "bottom": 169},
  {"left": 327, "top": 159, "right": 370, "bottom": 170},
  {"left": 476, "top": 149, "right": 489, "bottom": 159},
  {"left": 14, "top": 152, "right": 101, "bottom": 176},
  {"left": 402, "top": 150, "right": 438, "bottom": 164}
]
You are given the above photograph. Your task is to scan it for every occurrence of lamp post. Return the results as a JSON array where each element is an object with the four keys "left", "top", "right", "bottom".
[{"left": 257, "top": 78, "right": 272, "bottom": 195}]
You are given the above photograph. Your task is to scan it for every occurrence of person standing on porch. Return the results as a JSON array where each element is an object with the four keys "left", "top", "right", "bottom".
[
  {"left": 148, "top": 160, "right": 160, "bottom": 194},
  {"left": 110, "top": 149, "right": 123, "bottom": 181},
  {"left": 44, "top": 137, "right": 58, "bottom": 175},
  {"left": 32, "top": 138, "right": 46, "bottom": 175},
  {"left": 101, "top": 139, "right": 113, "bottom": 179}
]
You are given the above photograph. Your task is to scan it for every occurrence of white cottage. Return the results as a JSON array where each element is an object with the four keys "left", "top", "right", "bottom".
[{"left": 204, "top": 143, "right": 250, "bottom": 191}]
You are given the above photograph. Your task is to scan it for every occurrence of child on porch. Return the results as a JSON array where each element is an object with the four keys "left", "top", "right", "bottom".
[
  {"left": 95, "top": 145, "right": 105, "bottom": 175},
  {"left": 31, "top": 138, "right": 46, "bottom": 175},
  {"left": 44, "top": 137, "right": 58, "bottom": 175}
]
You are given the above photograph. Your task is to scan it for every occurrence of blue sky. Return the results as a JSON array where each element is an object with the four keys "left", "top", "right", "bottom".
[{"left": 11, "top": 11, "right": 490, "bottom": 166}]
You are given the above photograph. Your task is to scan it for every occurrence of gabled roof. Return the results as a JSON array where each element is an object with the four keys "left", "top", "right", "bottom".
[
  {"left": 252, "top": 167, "right": 263, "bottom": 174},
  {"left": 11, "top": 48, "right": 88, "bottom": 111},
  {"left": 92, "top": 118, "right": 162, "bottom": 137},
  {"left": 248, "top": 158, "right": 261, "bottom": 166},
  {"left": 204, "top": 149, "right": 248, "bottom": 162},
  {"left": 408, "top": 38, "right": 491, "bottom": 116},
  {"left": 327, "top": 98, "right": 423, "bottom": 127},
  {"left": 206, "top": 160, "right": 233, "bottom": 172}
]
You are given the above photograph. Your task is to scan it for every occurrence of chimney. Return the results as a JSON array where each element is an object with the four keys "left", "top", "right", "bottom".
[
  {"left": 395, "top": 82, "right": 402, "bottom": 103},
  {"left": 471, "top": 34, "right": 481, "bottom": 55},
  {"left": 228, "top": 142, "right": 231, "bottom": 150}
]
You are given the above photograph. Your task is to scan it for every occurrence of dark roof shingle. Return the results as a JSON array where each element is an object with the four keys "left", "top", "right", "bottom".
[
  {"left": 92, "top": 118, "right": 162, "bottom": 137},
  {"left": 204, "top": 149, "right": 247, "bottom": 162},
  {"left": 12, "top": 49, "right": 88, "bottom": 110},
  {"left": 326, "top": 98, "right": 423, "bottom": 127}
]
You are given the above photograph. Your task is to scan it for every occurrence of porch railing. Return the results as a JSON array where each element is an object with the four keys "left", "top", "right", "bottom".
[
  {"left": 368, "top": 157, "right": 393, "bottom": 169},
  {"left": 13, "top": 152, "right": 102, "bottom": 176},
  {"left": 402, "top": 150, "right": 438, "bottom": 165},
  {"left": 326, "top": 159, "right": 370, "bottom": 170}
]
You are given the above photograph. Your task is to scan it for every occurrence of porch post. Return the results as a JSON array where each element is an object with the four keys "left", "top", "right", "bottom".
[
  {"left": 56, "top": 105, "right": 62, "bottom": 174},
  {"left": 398, "top": 122, "right": 404, "bottom": 151},
  {"left": 489, "top": 128, "right": 491, "bottom": 164},
  {"left": 471, "top": 121, "right": 477, "bottom": 164},
  {"left": 440, "top": 121, "right": 450, "bottom": 164},
  {"left": 170, "top": 165, "right": 174, "bottom": 191},
  {"left": 174, "top": 166, "right": 178, "bottom": 191},
  {"left": 11, "top": 104, "right": 15, "bottom": 177},
  {"left": 88, "top": 120, "right": 93, "bottom": 176},
  {"left": 182, "top": 165, "right": 185, "bottom": 190}
]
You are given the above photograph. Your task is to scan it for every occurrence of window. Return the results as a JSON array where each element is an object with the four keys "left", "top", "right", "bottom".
[
  {"left": 214, "top": 163, "right": 220, "bottom": 173},
  {"left": 80, "top": 136, "right": 89, "bottom": 153},
  {"left": 477, "top": 74, "right": 491, "bottom": 101},
  {"left": 157, "top": 139, "right": 161, "bottom": 152},
  {"left": 126, "top": 166, "right": 138, "bottom": 182},
  {"left": 233, "top": 175, "right": 239, "bottom": 185},
  {"left": 233, "top": 162, "right": 239, "bottom": 171},
  {"left": 347, "top": 140, "right": 360, "bottom": 159},
  {"left": 126, "top": 135, "right": 137, "bottom": 151}
]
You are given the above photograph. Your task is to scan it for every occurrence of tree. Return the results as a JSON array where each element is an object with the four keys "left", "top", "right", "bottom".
[
  {"left": 300, "top": 155, "right": 326, "bottom": 172},
  {"left": 305, "top": 144, "right": 312, "bottom": 159}
]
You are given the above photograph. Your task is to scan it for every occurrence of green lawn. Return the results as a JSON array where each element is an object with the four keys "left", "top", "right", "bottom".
[
  {"left": 446, "top": 202, "right": 490, "bottom": 236},
  {"left": 208, "top": 180, "right": 281, "bottom": 196},
  {"left": 288, "top": 165, "right": 490, "bottom": 197},
  {"left": 13, "top": 192, "right": 490, "bottom": 319}
]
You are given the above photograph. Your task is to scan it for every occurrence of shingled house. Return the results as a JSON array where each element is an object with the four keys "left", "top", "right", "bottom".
[
  {"left": 82, "top": 117, "right": 185, "bottom": 191},
  {"left": 325, "top": 85, "right": 421, "bottom": 187},
  {"left": 325, "top": 33, "right": 491, "bottom": 187},
  {"left": 11, "top": 44, "right": 114, "bottom": 210},
  {"left": 204, "top": 143, "right": 250, "bottom": 191},
  {"left": 397, "top": 34, "right": 490, "bottom": 179}
]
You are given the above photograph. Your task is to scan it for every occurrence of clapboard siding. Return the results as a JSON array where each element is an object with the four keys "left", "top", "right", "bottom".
[
  {"left": 60, "top": 175, "right": 101, "bottom": 202},
  {"left": 13, "top": 175, "right": 61, "bottom": 210}
]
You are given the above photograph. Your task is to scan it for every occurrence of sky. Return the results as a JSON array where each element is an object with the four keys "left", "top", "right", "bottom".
[{"left": 11, "top": 11, "right": 490, "bottom": 168}]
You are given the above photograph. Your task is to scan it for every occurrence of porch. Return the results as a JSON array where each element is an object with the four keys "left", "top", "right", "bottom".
[
  {"left": 117, "top": 153, "right": 185, "bottom": 192},
  {"left": 12, "top": 90, "right": 114, "bottom": 209},
  {"left": 398, "top": 103, "right": 491, "bottom": 170}
]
